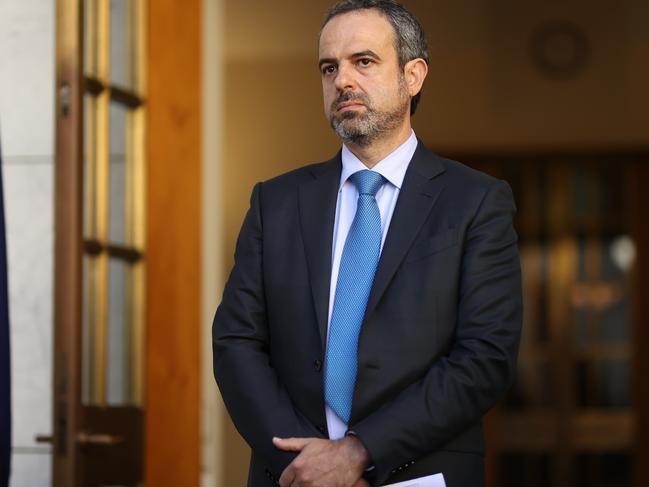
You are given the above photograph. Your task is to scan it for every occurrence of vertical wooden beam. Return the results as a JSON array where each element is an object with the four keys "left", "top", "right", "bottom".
[
  {"left": 632, "top": 160, "right": 649, "bottom": 487},
  {"left": 146, "top": 0, "right": 201, "bottom": 484},
  {"left": 53, "top": 0, "right": 83, "bottom": 484}
]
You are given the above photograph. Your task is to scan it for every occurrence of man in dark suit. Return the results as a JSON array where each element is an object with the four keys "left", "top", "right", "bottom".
[{"left": 213, "top": 1, "right": 522, "bottom": 486}]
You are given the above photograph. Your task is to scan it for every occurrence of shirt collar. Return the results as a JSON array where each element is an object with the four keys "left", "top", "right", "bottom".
[{"left": 339, "top": 130, "right": 418, "bottom": 191}]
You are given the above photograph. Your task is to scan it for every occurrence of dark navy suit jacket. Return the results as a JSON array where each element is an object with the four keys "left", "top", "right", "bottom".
[{"left": 213, "top": 142, "right": 522, "bottom": 486}]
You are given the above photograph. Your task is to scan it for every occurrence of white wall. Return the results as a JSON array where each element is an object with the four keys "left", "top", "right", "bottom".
[{"left": 0, "top": 0, "right": 55, "bottom": 485}]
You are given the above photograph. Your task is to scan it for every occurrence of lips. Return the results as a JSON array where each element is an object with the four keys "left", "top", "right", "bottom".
[{"left": 335, "top": 101, "right": 365, "bottom": 112}]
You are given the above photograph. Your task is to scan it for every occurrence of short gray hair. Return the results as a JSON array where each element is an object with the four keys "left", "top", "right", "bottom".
[{"left": 321, "top": 0, "right": 429, "bottom": 114}]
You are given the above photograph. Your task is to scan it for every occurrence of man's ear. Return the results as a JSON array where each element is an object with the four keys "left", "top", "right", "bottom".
[{"left": 404, "top": 58, "right": 428, "bottom": 97}]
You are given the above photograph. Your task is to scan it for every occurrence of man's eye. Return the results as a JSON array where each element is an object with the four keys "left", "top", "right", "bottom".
[
  {"left": 322, "top": 65, "right": 336, "bottom": 75},
  {"left": 358, "top": 58, "right": 373, "bottom": 66}
]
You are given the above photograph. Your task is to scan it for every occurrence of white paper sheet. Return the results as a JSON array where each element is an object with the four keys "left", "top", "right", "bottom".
[{"left": 383, "top": 472, "right": 446, "bottom": 487}]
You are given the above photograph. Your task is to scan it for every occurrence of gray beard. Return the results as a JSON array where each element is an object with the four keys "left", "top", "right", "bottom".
[{"left": 330, "top": 89, "right": 409, "bottom": 147}]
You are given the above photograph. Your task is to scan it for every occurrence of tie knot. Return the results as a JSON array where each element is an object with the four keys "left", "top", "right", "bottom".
[{"left": 350, "top": 170, "right": 385, "bottom": 197}]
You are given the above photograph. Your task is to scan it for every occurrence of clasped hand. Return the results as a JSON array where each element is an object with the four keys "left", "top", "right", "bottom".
[{"left": 272, "top": 435, "right": 370, "bottom": 487}]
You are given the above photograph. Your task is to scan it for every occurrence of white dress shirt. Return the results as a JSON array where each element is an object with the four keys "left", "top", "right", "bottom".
[{"left": 326, "top": 130, "right": 418, "bottom": 439}]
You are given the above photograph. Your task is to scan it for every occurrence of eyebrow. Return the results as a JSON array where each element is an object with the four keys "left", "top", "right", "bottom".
[
  {"left": 351, "top": 50, "right": 381, "bottom": 60},
  {"left": 318, "top": 57, "right": 337, "bottom": 69},
  {"left": 318, "top": 50, "right": 382, "bottom": 68}
]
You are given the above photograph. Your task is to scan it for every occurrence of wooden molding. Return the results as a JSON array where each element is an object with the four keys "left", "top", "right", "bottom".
[{"left": 146, "top": 0, "right": 202, "bottom": 484}]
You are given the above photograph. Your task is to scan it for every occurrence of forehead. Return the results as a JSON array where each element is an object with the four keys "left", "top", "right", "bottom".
[{"left": 319, "top": 9, "right": 397, "bottom": 59}]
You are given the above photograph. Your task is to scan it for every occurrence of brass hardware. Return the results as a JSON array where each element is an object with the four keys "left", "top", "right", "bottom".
[
  {"left": 59, "top": 83, "right": 71, "bottom": 118},
  {"left": 35, "top": 434, "right": 54, "bottom": 444},
  {"left": 76, "top": 431, "right": 124, "bottom": 445}
]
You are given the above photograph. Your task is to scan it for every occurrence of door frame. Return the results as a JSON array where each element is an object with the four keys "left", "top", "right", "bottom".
[
  {"left": 53, "top": 0, "right": 84, "bottom": 483},
  {"left": 145, "top": 0, "right": 202, "bottom": 484}
]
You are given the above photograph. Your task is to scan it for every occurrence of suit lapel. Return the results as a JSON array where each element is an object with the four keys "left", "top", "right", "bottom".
[
  {"left": 364, "top": 144, "right": 447, "bottom": 319},
  {"left": 298, "top": 155, "right": 342, "bottom": 350}
]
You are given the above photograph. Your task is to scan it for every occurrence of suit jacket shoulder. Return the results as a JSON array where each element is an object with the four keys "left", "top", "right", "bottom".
[
  {"left": 414, "top": 144, "right": 503, "bottom": 191},
  {"left": 261, "top": 155, "right": 341, "bottom": 192}
]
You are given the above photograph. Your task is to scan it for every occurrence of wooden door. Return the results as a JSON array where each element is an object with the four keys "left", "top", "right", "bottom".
[{"left": 53, "top": 0, "right": 146, "bottom": 485}]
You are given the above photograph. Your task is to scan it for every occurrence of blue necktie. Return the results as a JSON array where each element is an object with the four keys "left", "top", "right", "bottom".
[{"left": 325, "top": 169, "right": 385, "bottom": 423}]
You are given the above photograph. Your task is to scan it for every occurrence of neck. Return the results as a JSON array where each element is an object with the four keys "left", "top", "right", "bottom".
[{"left": 344, "top": 121, "right": 413, "bottom": 168}]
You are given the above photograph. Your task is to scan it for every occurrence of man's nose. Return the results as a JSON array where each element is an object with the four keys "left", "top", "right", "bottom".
[{"left": 334, "top": 62, "right": 355, "bottom": 92}]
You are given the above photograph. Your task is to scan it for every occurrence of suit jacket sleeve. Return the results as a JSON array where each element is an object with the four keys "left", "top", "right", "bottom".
[
  {"left": 212, "top": 182, "right": 324, "bottom": 479},
  {"left": 353, "top": 179, "right": 522, "bottom": 485}
]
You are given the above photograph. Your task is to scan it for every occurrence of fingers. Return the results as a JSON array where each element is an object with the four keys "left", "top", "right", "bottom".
[
  {"left": 274, "top": 436, "right": 318, "bottom": 485},
  {"left": 278, "top": 463, "right": 296, "bottom": 487},
  {"left": 276, "top": 437, "right": 366, "bottom": 487},
  {"left": 272, "top": 436, "right": 314, "bottom": 452}
]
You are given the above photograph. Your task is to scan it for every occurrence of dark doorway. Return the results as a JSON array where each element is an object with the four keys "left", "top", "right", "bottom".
[{"left": 454, "top": 152, "right": 646, "bottom": 487}]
